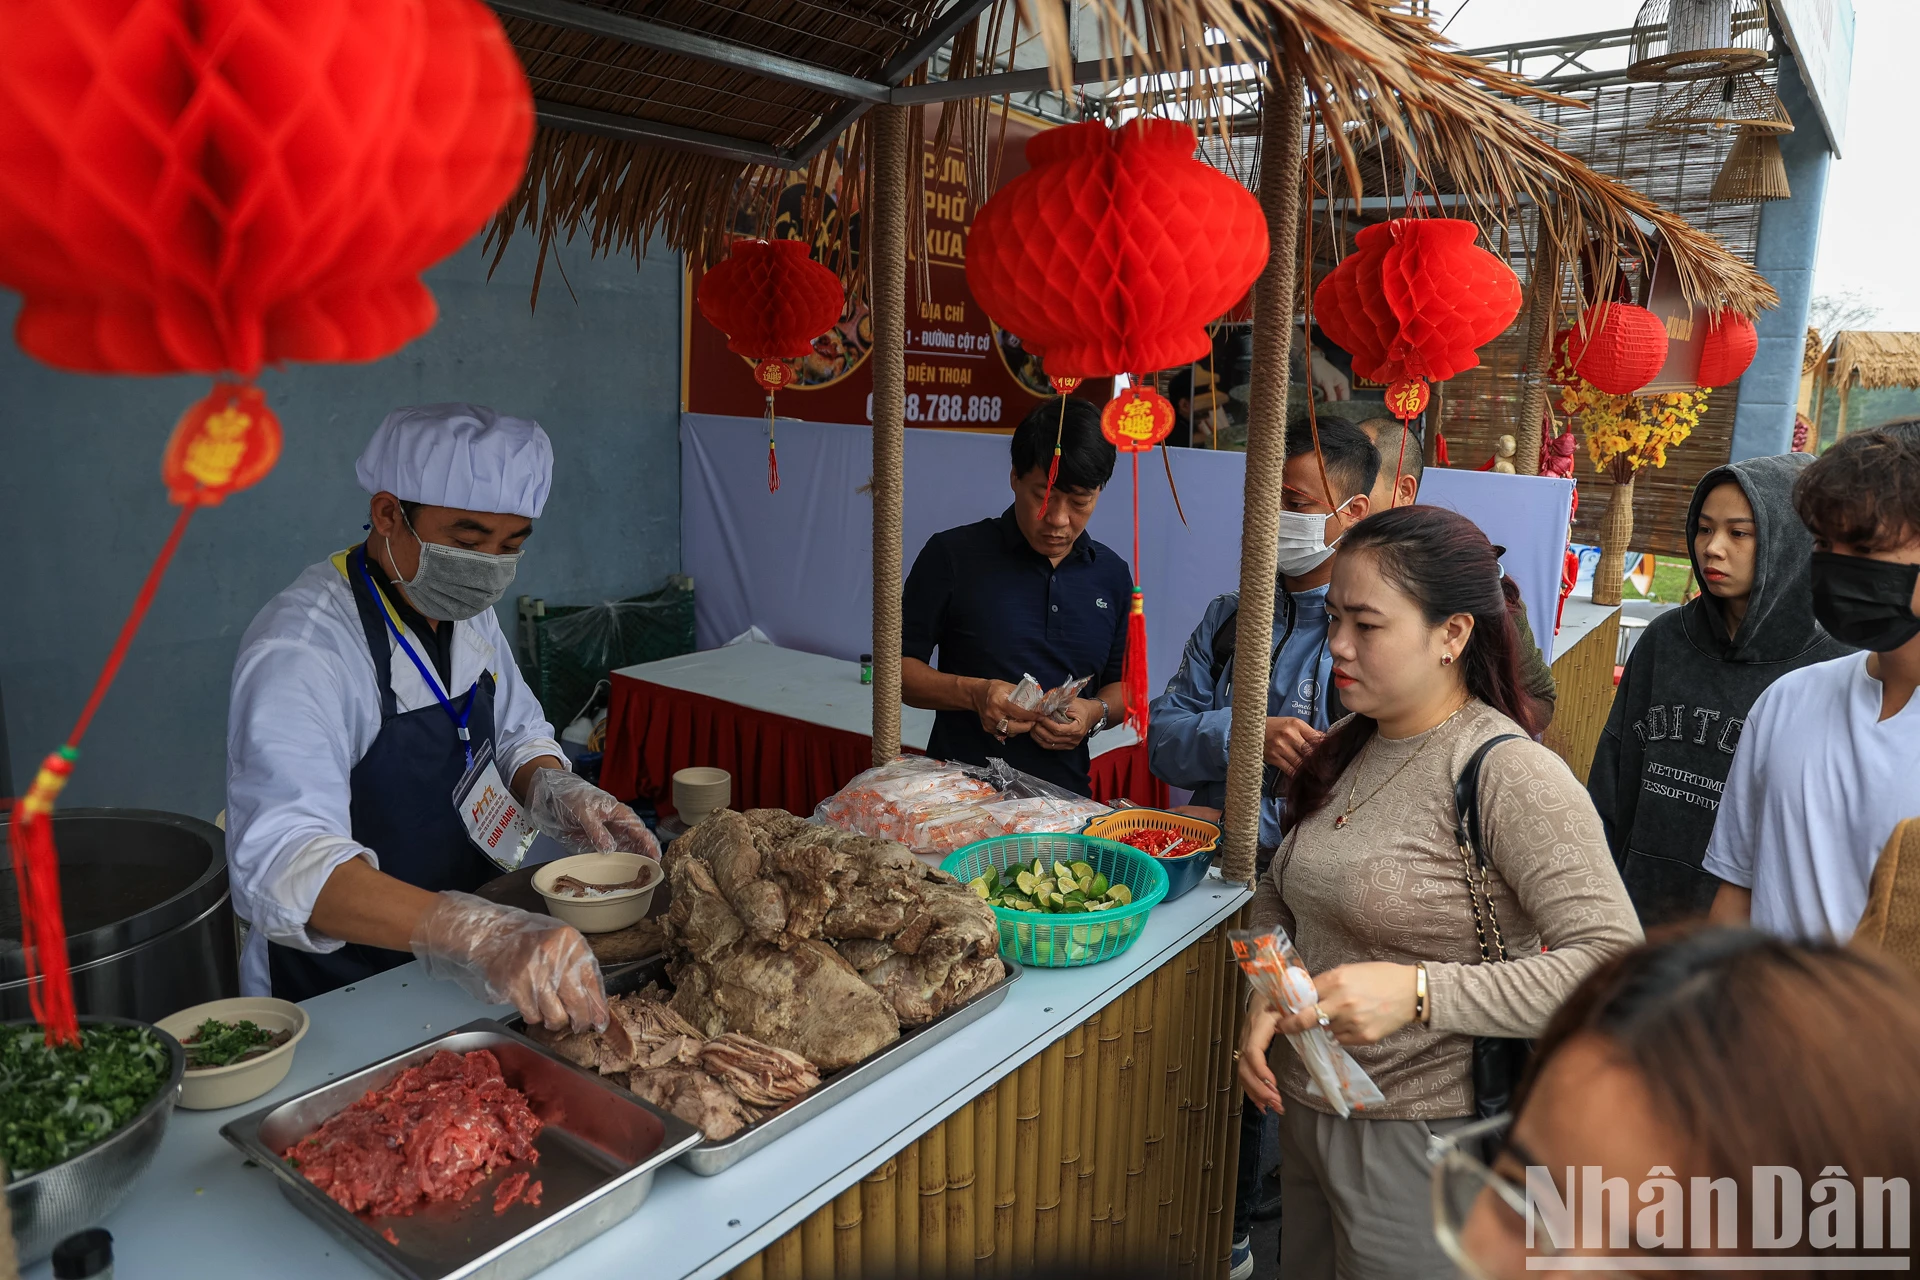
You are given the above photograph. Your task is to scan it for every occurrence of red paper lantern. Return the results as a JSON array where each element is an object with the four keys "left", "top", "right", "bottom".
[
  {"left": 1569, "top": 302, "right": 1670, "bottom": 395},
  {"left": 1697, "top": 310, "right": 1759, "bottom": 388},
  {"left": 697, "top": 239, "right": 846, "bottom": 382},
  {"left": 1313, "top": 219, "right": 1521, "bottom": 385},
  {"left": 966, "top": 119, "right": 1268, "bottom": 377},
  {"left": 0, "top": 0, "right": 532, "bottom": 376},
  {"left": 696, "top": 238, "right": 844, "bottom": 493}
]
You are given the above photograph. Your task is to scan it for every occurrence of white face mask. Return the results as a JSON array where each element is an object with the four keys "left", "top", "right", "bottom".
[
  {"left": 1275, "top": 497, "right": 1358, "bottom": 578},
  {"left": 387, "top": 511, "right": 522, "bottom": 622}
]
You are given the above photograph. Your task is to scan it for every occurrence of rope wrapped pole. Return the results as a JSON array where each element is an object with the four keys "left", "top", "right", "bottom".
[
  {"left": 1513, "top": 210, "right": 1562, "bottom": 476},
  {"left": 871, "top": 105, "right": 910, "bottom": 764},
  {"left": 1220, "top": 71, "right": 1305, "bottom": 886}
]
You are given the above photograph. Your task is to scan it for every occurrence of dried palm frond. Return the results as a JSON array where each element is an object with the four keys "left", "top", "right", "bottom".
[
  {"left": 1025, "top": 0, "right": 1774, "bottom": 318},
  {"left": 1804, "top": 326, "right": 1824, "bottom": 376},
  {"left": 487, "top": 0, "right": 1774, "bottom": 321}
]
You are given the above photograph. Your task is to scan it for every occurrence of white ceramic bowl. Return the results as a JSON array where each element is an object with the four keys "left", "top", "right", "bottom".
[
  {"left": 532, "top": 852, "right": 663, "bottom": 933},
  {"left": 156, "top": 997, "right": 309, "bottom": 1111}
]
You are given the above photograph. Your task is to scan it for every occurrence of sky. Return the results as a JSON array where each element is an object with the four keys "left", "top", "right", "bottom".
[{"left": 1435, "top": 0, "right": 1914, "bottom": 331}]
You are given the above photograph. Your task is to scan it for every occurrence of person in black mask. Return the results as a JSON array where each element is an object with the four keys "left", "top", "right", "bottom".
[
  {"left": 1703, "top": 421, "right": 1920, "bottom": 942},
  {"left": 1589, "top": 454, "right": 1851, "bottom": 926}
]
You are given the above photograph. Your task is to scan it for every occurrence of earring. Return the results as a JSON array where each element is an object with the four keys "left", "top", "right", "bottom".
[{"left": 1441, "top": 653, "right": 1454, "bottom": 666}]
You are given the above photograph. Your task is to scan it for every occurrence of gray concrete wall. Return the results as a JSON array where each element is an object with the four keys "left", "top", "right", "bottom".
[
  {"left": 1731, "top": 48, "right": 1832, "bottom": 460},
  {"left": 1, "top": 235, "right": 682, "bottom": 818}
]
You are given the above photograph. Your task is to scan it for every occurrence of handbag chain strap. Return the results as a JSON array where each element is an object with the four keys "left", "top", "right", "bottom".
[{"left": 1453, "top": 734, "right": 1523, "bottom": 965}]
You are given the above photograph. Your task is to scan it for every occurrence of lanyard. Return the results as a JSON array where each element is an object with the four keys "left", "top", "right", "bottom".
[{"left": 359, "top": 559, "right": 477, "bottom": 767}]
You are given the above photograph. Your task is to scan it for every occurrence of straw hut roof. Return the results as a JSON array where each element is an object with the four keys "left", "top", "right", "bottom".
[
  {"left": 1827, "top": 331, "right": 1920, "bottom": 391},
  {"left": 485, "top": 0, "right": 1774, "bottom": 318}
]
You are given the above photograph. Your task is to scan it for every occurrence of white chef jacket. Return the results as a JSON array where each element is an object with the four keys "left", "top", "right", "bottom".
[{"left": 226, "top": 550, "right": 565, "bottom": 995}]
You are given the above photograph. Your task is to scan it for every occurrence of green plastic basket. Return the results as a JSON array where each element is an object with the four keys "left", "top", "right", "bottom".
[{"left": 942, "top": 833, "right": 1169, "bottom": 968}]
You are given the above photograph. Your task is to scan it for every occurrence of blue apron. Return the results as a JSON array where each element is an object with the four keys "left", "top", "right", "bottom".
[{"left": 268, "top": 545, "right": 500, "bottom": 1001}]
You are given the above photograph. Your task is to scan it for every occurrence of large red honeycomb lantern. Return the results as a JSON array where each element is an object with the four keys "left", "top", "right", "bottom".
[
  {"left": 1314, "top": 218, "right": 1524, "bottom": 407},
  {"left": 0, "top": 0, "right": 534, "bottom": 1045}
]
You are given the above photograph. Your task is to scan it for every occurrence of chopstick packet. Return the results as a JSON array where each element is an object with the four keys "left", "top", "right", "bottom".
[{"left": 1228, "top": 926, "right": 1387, "bottom": 1118}]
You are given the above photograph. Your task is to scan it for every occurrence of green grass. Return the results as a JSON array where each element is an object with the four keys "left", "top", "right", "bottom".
[{"left": 1620, "top": 555, "right": 1695, "bottom": 604}]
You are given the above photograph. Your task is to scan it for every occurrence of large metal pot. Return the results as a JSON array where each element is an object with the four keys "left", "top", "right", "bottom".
[{"left": 1, "top": 809, "right": 237, "bottom": 1022}]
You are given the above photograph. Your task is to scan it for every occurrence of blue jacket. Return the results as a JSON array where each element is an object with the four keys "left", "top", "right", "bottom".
[{"left": 1146, "top": 585, "right": 1335, "bottom": 849}]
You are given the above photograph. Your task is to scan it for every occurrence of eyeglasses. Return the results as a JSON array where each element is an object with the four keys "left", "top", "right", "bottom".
[{"left": 1428, "top": 1115, "right": 1639, "bottom": 1280}]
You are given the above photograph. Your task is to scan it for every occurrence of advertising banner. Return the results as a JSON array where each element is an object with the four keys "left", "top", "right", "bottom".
[{"left": 685, "top": 108, "right": 1096, "bottom": 431}]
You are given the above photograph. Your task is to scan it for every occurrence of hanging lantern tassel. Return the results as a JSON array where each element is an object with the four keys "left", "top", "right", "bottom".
[
  {"left": 755, "top": 359, "right": 795, "bottom": 493},
  {"left": 1101, "top": 383, "right": 1175, "bottom": 737},
  {"left": 10, "top": 382, "right": 279, "bottom": 1046},
  {"left": 1039, "top": 374, "right": 1080, "bottom": 519}
]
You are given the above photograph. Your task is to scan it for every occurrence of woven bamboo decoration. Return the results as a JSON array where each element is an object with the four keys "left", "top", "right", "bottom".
[
  {"left": 1594, "top": 472, "right": 1637, "bottom": 607},
  {"left": 1711, "top": 126, "right": 1791, "bottom": 203}
]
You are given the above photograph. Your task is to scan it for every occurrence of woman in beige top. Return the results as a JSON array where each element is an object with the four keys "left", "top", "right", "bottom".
[{"left": 1235, "top": 505, "right": 1641, "bottom": 1280}]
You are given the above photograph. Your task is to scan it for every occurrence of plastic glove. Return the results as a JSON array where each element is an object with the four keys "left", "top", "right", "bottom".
[
  {"left": 523, "top": 767, "right": 662, "bottom": 859},
  {"left": 411, "top": 892, "right": 609, "bottom": 1032}
]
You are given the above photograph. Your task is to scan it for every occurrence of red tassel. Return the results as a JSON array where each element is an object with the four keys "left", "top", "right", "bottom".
[
  {"left": 1435, "top": 433, "right": 1451, "bottom": 467},
  {"left": 766, "top": 395, "right": 780, "bottom": 493},
  {"left": 1039, "top": 449, "right": 1059, "bottom": 518},
  {"left": 10, "top": 748, "right": 80, "bottom": 1046},
  {"left": 1124, "top": 587, "right": 1149, "bottom": 737}
]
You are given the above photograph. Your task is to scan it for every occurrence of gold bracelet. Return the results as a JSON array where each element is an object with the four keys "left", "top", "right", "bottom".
[{"left": 1414, "top": 962, "right": 1430, "bottom": 1024}]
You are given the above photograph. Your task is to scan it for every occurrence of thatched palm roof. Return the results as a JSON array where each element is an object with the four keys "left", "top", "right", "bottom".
[
  {"left": 484, "top": 0, "right": 1774, "bottom": 318},
  {"left": 1826, "top": 331, "right": 1920, "bottom": 391}
]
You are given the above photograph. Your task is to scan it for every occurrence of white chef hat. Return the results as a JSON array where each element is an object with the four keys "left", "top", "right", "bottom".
[{"left": 355, "top": 404, "right": 553, "bottom": 518}]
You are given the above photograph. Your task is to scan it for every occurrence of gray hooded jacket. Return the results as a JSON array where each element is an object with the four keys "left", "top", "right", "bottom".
[{"left": 1587, "top": 453, "right": 1852, "bottom": 926}]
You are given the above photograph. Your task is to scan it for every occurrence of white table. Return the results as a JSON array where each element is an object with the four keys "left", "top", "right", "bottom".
[
  {"left": 611, "top": 640, "right": 1138, "bottom": 758},
  {"left": 24, "top": 881, "right": 1250, "bottom": 1280}
]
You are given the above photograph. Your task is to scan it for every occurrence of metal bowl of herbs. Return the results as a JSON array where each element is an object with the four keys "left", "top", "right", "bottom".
[{"left": 2, "top": 1016, "right": 185, "bottom": 1266}]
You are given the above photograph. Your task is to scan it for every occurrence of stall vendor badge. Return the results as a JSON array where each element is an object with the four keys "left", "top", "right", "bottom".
[{"left": 454, "top": 741, "right": 538, "bottom": 872}]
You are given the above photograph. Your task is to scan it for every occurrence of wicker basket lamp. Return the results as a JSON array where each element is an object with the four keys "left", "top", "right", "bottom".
[
  {"left": 1627, "top": 0, "right": 1770, "bottom": 81},
  {"left": 1710, "top": 127, "right": 1792, "bottom": 203},
  {"left": 1650, "top": 71, "right": 1792, "bottom": 134}
]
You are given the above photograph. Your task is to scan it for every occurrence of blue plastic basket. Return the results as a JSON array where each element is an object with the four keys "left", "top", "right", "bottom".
[
  {"left": 1079, "top": 808, "right": 1221, "bottom": 902},
  {"left": 942, "top": 833, "right": 1169, "bottom": 968}
]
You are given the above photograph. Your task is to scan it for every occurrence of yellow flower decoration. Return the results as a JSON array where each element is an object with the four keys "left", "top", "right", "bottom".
[{"left": 1565, "top": 378, "right": 1709, "bottom": 478}]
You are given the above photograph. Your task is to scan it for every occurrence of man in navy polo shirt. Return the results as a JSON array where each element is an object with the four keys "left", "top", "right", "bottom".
[{"left": 900, "top": 397, "right": 1133, "bottom": 796}]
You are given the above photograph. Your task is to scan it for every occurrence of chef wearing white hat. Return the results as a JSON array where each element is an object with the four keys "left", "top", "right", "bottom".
[{"left": 225, "top": 404, "right": 657, "bottom": 1031}]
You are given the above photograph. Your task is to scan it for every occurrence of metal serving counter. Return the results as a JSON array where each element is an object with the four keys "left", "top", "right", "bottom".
[{"left": 21, "top": 874, "right": 1251, "bottom": 1280}]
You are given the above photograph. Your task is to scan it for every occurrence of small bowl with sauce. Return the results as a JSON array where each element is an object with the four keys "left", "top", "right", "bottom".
[
  {"left": 531, "top": 852, "right": 663, "bottom": 934},
  {"left": 157, "top": 996, "right": 309, "bottom": 1110}
]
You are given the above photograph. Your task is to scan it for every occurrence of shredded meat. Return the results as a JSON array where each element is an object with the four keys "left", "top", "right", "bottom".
[
  {"left": 537, "top": 993, "right": 821, "bottom": 1141},
  {"left": 285, "top": 1050, "right": 541, "bottom": 1218}
]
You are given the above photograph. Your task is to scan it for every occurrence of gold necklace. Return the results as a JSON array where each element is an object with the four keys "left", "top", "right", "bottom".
[{"left": 1332, "top": 703, "right": 1469, "bottom": 830}]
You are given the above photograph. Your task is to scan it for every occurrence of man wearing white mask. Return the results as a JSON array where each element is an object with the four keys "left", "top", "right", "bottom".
[
  {"left": 1148, "top": 416, "right": 1378, "bottom": 851},
  {"left": 225, "top": 404, "right": 659, "bottom": 1031}
]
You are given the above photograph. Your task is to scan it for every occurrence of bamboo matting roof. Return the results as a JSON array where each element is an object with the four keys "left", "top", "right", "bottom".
[{"left": 483, "top": 0, "right": 1774, "bottom": 321}]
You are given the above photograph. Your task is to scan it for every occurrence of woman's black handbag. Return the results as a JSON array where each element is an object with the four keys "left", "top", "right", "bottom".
[{"left": 1453, "top": 734, "right": 1532, "bottom": 1122}]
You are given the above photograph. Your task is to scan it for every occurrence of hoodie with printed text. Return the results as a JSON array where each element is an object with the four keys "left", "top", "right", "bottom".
[{"left": 1587, "top": 453, "right": 1852, "bottom": 926}]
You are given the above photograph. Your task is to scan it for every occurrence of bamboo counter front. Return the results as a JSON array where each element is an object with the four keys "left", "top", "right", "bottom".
[{"left": 19, "top": 879, "right": 1253, "bottom": 1280}]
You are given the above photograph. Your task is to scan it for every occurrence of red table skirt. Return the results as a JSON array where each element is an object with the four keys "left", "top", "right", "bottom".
[{"left": 601, "top": 672, "right": 1166, "bottom": 817}]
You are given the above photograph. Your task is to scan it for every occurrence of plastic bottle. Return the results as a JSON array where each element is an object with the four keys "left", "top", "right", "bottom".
[
  {"left": 859, "top": 654, "right": 873, "bottom": 685},
  {"left": 52, "top": 1229, "right": 113, "bottom": 1280}
]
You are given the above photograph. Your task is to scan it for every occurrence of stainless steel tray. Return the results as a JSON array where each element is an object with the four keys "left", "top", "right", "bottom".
[
  {"left": 221, "top": 1021, "right": 703, "bottom": 1280},
  {"left": 511, "top": 957, "right": 1021, "bottom": 1176}
]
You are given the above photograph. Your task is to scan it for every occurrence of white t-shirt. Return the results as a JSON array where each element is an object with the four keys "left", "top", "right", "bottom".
[{"left": 1703, "top": 652, "right": 1920, "bottom": 941}]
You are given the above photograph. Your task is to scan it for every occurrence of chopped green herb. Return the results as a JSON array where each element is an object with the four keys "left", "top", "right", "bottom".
[
  {"left": 182, "top": 1018, "right": 289, "bottom": 1070},
  {"left": 0, "top": 1024, "right": 168, "bottom": 1179}
]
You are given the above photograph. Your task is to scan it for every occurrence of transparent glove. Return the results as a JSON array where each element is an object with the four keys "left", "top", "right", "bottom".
[
  {"left": 523, "top": 767, "right": 662, "bottom": 859},
  {"left": 410, "top": 892, "right": 609, "bottom": 1032}
]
